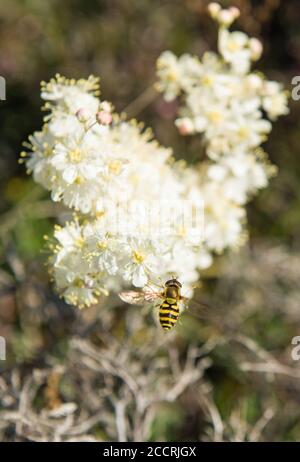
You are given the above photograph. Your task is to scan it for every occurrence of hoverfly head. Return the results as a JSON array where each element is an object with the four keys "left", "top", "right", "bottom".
[{"left": 165, "top": 278, "right": 182, "bottom": 289}]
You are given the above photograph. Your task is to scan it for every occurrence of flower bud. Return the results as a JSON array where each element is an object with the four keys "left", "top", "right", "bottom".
[
  {"left": 218, "top": 9, "right": 236, "bottom": 27},
  {"left": 229, "top": 7, "right": 240, "bottom": 20},
  {"left": 76, "top": 107, "right": 91, "bottom": 122},
  {"left": 249, "top": 38, "right": 263, "bottom": 61},
  {"left": 246, "top": 74, "right": 263, "bottom": 91},
  {"left": 175, "top": 117, "right": 194, "bottom": 135},
  {"left": 96, "top": 110, "right": 113, "bottom": 126},
  {"left": 208, "top": 2, "right": 221, "bottom": 19},
  {"left": 99, "top": 100, "right": 112, "bottom": 113}
]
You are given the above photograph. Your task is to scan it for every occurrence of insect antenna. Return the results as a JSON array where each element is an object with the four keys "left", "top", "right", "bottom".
[{"left": 148, "top": 277, "right": 164, "bottom": 290}]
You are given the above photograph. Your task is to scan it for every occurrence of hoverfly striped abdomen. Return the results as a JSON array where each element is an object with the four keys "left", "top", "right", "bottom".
[
  {"left": 159, "top": 278, "right": 182, "bottom": 331},
  {"left": 159, "top": 299, "right": 180, "bottom": 331}
]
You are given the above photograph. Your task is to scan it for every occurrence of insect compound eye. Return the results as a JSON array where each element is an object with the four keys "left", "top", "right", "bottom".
[{"left": 165, "top": 278, "right": 182, "bottom": 289}]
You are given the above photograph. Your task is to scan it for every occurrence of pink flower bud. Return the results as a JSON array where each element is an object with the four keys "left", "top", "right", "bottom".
[
  {"left": 176, "top": 118, "right": 194, "bottom": 136},
  {"left": 229, "top": 7, "right": 240, "bottom": 19},
  {"left": 96, "top": 110, "right": 113, "bottom": 126},
  {"left": 76, "top": 107, "right": 91, "bottom": 122},
  {"left": 249, "top": 38, "right": 263, "bottom": 61}
]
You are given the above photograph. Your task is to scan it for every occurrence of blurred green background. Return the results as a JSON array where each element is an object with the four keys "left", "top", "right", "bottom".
[{"left": 1, "top": 0, "right": 300, "bottom": 442}]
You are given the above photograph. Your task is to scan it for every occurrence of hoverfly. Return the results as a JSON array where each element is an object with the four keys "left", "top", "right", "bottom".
[{"left": 119, "top": 277, "right": 189, "bottom": 331}]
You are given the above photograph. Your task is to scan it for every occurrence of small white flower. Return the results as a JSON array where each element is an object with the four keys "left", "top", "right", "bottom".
[
  {"left": 122, "top": 239, "right": 159, "bottom": 287},
  {"left": 156, "top": 51, "right": 183, "bottom": 101},
  {"left": 219, "top": 29, "right": 252, "bottom": 74},
  {"left": 263, "top": 92, "right": 289, "bottom": 120}
]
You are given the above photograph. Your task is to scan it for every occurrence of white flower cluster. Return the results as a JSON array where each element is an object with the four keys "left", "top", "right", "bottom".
[
  {"left": 157, "top": 3, "right": 288, "bottom": 242},
  {"left": 156, "top": 2, "right": 288, "bottom": 201},
  {"left": 22, "top": 76, "right": 209, "bottom": 306},
  {"left": 22, "top": 3, "right": 288, "bottom": 309}
]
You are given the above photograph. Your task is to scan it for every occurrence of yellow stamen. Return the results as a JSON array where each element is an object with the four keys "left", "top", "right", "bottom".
[
  {"left": 69, "top": 149, "right": 83, "bottom": 163},
  {"left": 97, "top": 240, "right": 107, "bottom": 250},
  {"left": 132, "top": 250, "right": 145, "bottom": 264},
  {"left": 108, "top": 160, "right": 122, "bottom": 175}
]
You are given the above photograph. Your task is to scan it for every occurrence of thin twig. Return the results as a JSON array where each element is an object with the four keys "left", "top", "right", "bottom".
[{"left": 121, "top": 85, "right": 158, "bottom": 118}]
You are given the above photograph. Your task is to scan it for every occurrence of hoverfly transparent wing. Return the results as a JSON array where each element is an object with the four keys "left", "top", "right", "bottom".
[
  {"left": 179, "top": 294, "right": 212, "bottom": 319},
  {"left": 119, "top": 289, "right": 163, "bottom": 305},
  {"left": 119, "top": 291, "right": 147, "bottom": 305}
]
